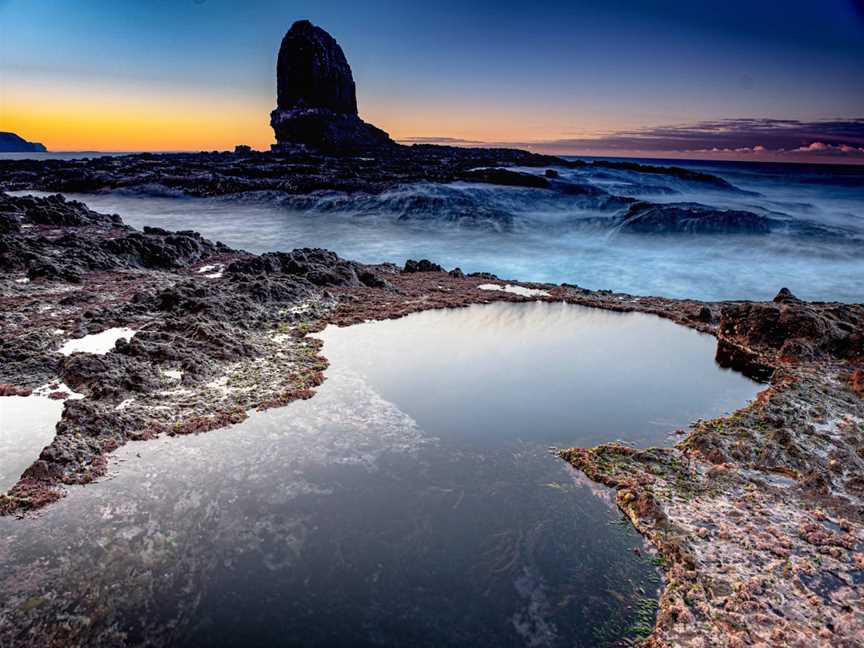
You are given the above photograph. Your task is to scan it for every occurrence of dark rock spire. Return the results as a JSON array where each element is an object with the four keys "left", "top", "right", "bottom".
[
  {"left": 270, "top": 20, "right": 393, "bottom": 152},
  {"left": 275, "top": 20, "right": 358, "bottom": 114}
]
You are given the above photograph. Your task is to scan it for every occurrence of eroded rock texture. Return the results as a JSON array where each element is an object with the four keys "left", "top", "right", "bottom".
[{"left": 562, "top": 292, "right": 864, "bottom": 646}]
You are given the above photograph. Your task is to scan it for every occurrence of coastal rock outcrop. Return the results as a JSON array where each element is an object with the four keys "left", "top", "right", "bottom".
[
  {"left": 0, "top": 194, "right": 229, "bottom": 281},
  {"left": 270, "top": 20, "right": 393, "bottom": 152},
  {"left": 718, "top": 288, "right": 863, "bottom": 362},
  {"left": 617, "top": 201, "right": 773, "bottom": 234}
]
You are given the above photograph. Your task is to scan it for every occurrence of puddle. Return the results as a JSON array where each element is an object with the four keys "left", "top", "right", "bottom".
[
  {"left": 0, "top": 302, "right": 761, "bottom": 646},
  {"left": 478, "top": 283, "right": 551, "bottom": 297},
  {"left": 58, "top": 327, "right": 136, "bottom": 355},
  {"left": 0, "top": 384, "right": 83, "bottom": 490}
]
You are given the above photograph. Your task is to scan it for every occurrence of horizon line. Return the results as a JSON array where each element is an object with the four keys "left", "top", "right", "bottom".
[{"left": 9, "top": 147, "right": 863, "bottom": 168}]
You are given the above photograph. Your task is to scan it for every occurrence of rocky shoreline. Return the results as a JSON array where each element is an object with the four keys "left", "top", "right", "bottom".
[
  {"left": 563, "top": 296, "right": 864, "bottom": 646},
  {"left": 1, "top": 190, "right": 862, "bottom": 646}
]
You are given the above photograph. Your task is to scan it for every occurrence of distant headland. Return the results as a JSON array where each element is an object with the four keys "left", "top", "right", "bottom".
[{"left": 0, "top": 132, "right": 47, "bottom": 153}]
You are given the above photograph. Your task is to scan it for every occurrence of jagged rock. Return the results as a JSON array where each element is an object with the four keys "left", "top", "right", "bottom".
[
  {"left": 697, "top": 305, "right": 713, "bottom": 323},
  {"left": 719, "top": 297, "right": 864, "bottom": 362},
  {"left": 403, "top": 259, "right": 444, "bottom": 273},
  {"left": 270, "top": 20, "right": 393, "bottom": 152},
  {"left": 227, "top": 248, "right": 361, "bottom": 287},
  {"left": 618, "top": 202, "right": 772, "bottom": 234},
  {"left": 0, "top": 193, "right": 121, "bottom": 228},
  {"left": 0, "top": 194, "right": 228, "bottom": 277},
  {"left": 0, "top": 146, "right": 744, "bottom": 199},
  {"left": 61, "top": 352, "right": 162, "bottom": 399},
  {"left": 458, "top": 168, "right": 550, "bottom": 188},
  {"left": 575, "top": 159, "right": 741, "bottom": 191},
  {"left": 275, "top": 19, "right": 357, "bottom": 114},
  {"left": 773, "top": 287, "right": 801, "bottom": 303}
]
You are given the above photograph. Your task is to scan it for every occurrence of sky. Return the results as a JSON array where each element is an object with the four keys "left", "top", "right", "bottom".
[{"left": 1, "top": 0, "right": 863, "bottom": 162}]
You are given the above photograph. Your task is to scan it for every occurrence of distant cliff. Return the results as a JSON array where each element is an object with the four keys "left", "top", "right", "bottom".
[{"left": 0, "top": 132, "right": 47, "bottom": 153}]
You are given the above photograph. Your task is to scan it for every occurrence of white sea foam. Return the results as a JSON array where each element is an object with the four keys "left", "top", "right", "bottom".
[{"left": 12, "top": 161, "right": 863, "bottom": 302}]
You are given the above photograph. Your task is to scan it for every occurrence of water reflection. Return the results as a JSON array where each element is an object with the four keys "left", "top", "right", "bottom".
[
  {"left": 0, "top": 302, "right": 761, "bottom": 647},
  {"left": 318, "top": 301, "right": 762, "bottom": 448}
]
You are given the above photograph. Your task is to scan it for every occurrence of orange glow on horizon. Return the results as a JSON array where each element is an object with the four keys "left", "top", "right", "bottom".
[
  {"left": 2, "top": 73, "right": 627, "bottom": 152},
  {"left": 3, "top": 80, "right": 861, "bottom": 164},
  {"left": 2, "top": 77, "right": 276, "bottom": 151}
]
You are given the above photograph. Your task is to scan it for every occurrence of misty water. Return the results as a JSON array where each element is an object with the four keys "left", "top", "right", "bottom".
[
  {"left": 12, "top": 158, "right": 863, "bottom": 302},
  {"left": 0, "top": 302, "right": 762, "bottom": 647}
]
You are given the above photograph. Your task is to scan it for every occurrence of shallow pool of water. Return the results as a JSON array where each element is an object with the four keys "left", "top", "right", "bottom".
[
  {"left": 0, "top": 302, "right": 761, "bottom": 646},
  {"left": 0, "top": 383, "right": 83, "bottom": 491}
]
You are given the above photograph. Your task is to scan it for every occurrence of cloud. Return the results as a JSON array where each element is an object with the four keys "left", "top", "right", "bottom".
[
  {"left": 400, "top": 119, "right": 864, "bottom": 162},
  {"left": 398, "top": 136, "right": 487, "bottom": 145},
  {"left": 497, "top": 118, "right": 864, "bottom": 161},
  {"left": 789, "top": 141, "right": 864, "bottom": 155},
  {"left": 692, "top": 144, "right": 769, "bottom": 154}
]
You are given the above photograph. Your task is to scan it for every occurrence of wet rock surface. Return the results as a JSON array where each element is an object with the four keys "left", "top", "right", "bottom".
[
  {"left": 0, "top": 146, "right": 745, "bottom": 211},
  {"left": 562, "top": 289, "right": 864, "bottom": 646},
  {"left": 3, "top": 146, "right": 844, "bottom": 242},
  {"left": 618, "top": 201, "right": 773, "bottom": 235},
  {"left": 0, "top": 192, "right": 389, "bottom": 514},
  {"left": 4, "top": 145, "right": 827, "bottom": 244},
  {"left": 0, "top": 190, "right": 861, "bottom": 646}
]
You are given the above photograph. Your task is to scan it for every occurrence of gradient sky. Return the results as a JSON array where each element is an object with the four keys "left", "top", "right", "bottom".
[{"left": 2, "top": 0, "right": 863, "bottom": 161}]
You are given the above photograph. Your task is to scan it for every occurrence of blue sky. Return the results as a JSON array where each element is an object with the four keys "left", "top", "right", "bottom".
[{"left": 2, "top": 0, "right": 863, "bottom": 159}]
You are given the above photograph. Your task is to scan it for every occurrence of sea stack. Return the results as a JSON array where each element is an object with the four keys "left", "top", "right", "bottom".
[{"left": 270, "top": 20, "right": 393, "bottom": 152}]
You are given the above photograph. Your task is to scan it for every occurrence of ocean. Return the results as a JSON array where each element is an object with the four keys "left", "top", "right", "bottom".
[{"left": 7, "top": 154, "right": 863, "bottom": 302}]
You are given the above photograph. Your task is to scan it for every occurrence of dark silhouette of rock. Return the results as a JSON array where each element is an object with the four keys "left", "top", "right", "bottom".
[
  {"left": 403, "top": 259, "right": 444, "bottom": 273},
  {"left": 0, "top": 132, "right": 46, "bottom": 153},
  {"left": 458, "top": 168, "right": 550, "bottom": 188},
  {"left": 0, "top": 147, "right": 746, "bottom": 200},
  {"left": 773, "top": 287, "right": 801, "bottom": 303},
  {"left": 270, "top": 20, "right": 393, "bottom": 152},
  {"left": 275, "top": 20, "right": 357, "bottom": 114}
]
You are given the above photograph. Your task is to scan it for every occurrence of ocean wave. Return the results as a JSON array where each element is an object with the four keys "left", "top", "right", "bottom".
[{"left": 226, "top": 181, "right": 860, "bottom": 243}]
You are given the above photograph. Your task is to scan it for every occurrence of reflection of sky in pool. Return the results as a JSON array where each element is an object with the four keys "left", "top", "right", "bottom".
[{"left": 0, "top": 302, "right": 761, "bottom": 647}]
